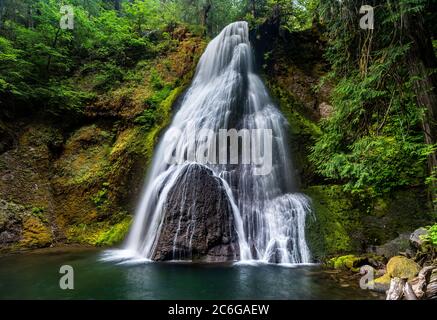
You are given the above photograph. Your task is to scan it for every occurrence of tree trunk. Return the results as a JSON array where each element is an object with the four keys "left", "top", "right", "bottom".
[
  {"left": 250, "top": 0, "right": 256, "bottom": 18},
  {"left": 114, "top": 0, "right": 121, "bottom": 11},
  {"left": 403, "top": 11, "right": 437, "bottom": 207},
  {"left": 201, "top": 1, "right": 211, "bottom": 35}
]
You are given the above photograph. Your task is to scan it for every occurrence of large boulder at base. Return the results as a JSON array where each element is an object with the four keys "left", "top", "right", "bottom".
[
  {"left": 152, "top": 164, "right": 239, "bottom": 262},
  {"left": 386, "top": 256, "right": 420, "bottom": 280},
  {"left": 409, "top": 227, "right": 428, "bottom": 249}
]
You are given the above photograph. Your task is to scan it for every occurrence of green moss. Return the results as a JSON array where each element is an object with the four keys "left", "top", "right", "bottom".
[
  {"left": 370, "top": 273, "right": 391, "bottom": 292},
  {"left": 305, "top": 185, "right": 362, "bottom": 260},
  {"left": 66, "top": 216, "right": 132, "bottom": 247},
  {"left": 31, "top": 207, "right": 44, "bottom": 215},
  {"left": 328, "top": 254, "right": 364, "bottom": 272},
  {"left": 423, "top": 223, "right": 437, "bottom": 246},
  {"left": 31, "top": 206, "right": 48, "bottom": 223},
  {"left": 20, "top": 216, "right": 52, "bottom": 248},
  {"left": 90, "top": 183, "right": 109, "bottom": 209},
  {"left": 268, "top": 83, "right": 321, "bottom": 138},
  {"left": 54, "top": 125, "right": 113, "bottom": 188},
  {"left": 362, "top": 189, "right": 435, "bottom": 245},
  {"left": 96, "top": 216, "right": 132, "bottom": 246},
  {"left": 305, "top": 184, "right": 434, "bottom": 261},
  {"left": 387, "top": 256, "right": 420, "bottom": 280}
]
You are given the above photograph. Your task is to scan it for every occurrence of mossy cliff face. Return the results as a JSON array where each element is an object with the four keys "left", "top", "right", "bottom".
[
  {"left": 251, "top": 24, "right": 330, "bottom": 188},
  {"left": 305, "top": 185, "right": 434, "bottom": 260},
  {"left": 252, "top": 23, "right": 435, "bottom": 261},
  {"left": 0, "top": 27, "right": 206, "bottom": 252}
]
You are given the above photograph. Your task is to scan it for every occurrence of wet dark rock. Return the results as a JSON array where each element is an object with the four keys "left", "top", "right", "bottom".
[
  {"left": 152, "top": 164, "right": 239, "bottom": 262},
  {"left": 410, "top": 227, "right": 428, "bottom": 249},
  {"left": 373, "top": 233, "right": 411, "bottom": 259}
]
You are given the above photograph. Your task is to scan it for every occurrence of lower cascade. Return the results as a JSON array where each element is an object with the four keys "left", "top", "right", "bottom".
[{"left": 104, "top": 21, "right": 312, "bottom": 265}]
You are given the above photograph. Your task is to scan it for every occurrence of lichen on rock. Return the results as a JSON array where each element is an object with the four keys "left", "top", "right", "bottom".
[{"left": 386, "top": 256, "right": 421, "bottom": 280}]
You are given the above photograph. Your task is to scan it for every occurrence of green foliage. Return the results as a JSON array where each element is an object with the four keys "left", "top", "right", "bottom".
[
  {"left": 95, "top": 216, "right": 132, "bottom": 246},
  {"left": 0, "top": 0, "right": 189, "bottom": 115},
  {"left": 173, "top": 0, "right": 243, "bottom": 35},
  {"left": 91, "top": 183, "right": 109, "bottom": 209},
  {"left": 423, "top": 224, "right": 437, "bottom": 246},
  {"left": 31, "top": 207, "right": 45, "bottom": 215},
  {"left": 31, "top": 207, "right": 48, "bottom": 223},
  {"left": 149, "top": 68, "right": 164, "bottom": 90},
  {"left": 134, "top": 84, "right": 172, "bottom": 129},
  {"left": 135, "top": 108, "right": 161, "bottom": 130},
  {"left": 0, "top": 0, "right": 321, "bottom": 117},
  {"left": 311, "top": 0, "right": 436, "bottom": 196},
  {"left": 135, "top": 69, "right": 172, "bottom": 129},
  {"left": 244, "top": 0, "right": 319, "bottom": 31}
]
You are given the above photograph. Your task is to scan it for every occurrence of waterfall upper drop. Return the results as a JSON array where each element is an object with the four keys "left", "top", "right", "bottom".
[{"left": 103, "top": 21, "right": 312, "bottom": 264}]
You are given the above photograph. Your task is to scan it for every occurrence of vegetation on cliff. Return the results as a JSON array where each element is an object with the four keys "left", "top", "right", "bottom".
[
  {"left": 0, "top": 0, "right": 436, "bottom": 260},
  {"left": 250, "top": 0, "right": 436, "bottom": 259},
  {"left": 0, "top": 0, "right": 207, "bottom": 250},
  {"left": 311, "top": 0, "right": 437, "bottom": 200}
]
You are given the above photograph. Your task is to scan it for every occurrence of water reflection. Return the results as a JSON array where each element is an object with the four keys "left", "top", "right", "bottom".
[{"left": 0, "top": 249, "right": 381, "bottom": 300}]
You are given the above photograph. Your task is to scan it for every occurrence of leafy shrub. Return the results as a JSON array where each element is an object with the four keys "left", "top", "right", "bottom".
[{"left": 424, "top": 224, "right": 437, "bottom": 246}]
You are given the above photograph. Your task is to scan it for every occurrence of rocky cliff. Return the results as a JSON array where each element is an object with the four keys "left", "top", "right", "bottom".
[
  {"left": 1, "top": 21, "right": 434, "bottom": 261},
  {"left": 0, "top": 26, "right": 206, "bottom": 252},
  {"left": 251, "top": 22, "right": 435, "bottom": 261}
]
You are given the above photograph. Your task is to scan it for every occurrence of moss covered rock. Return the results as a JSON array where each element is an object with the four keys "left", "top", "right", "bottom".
[
  {"left": 66, "top": 216, "right": 132, "bottom": 247},
  {"left": 95, "top": 216, "right": 132, "bottom": 246},
  {"left": 305, "top": 184, "right": 434, "bottom": 260},
  {"left": 0, "top": 30, "right": 205, "bottom": 252},
  {"left": 305, "top": 185, "right": 363, "bottom": 260},
  {"left": 328, "top": 255, "right": 367, "bottom": 272},
  {"left": 370, "top": 256, "right": 421, "bottom": 293},
  {"left": 20, "top": 216, "right": 52, "bottom": 248},
  {"left": 386, "top": 256, "right": 420, "bottom": 280}
]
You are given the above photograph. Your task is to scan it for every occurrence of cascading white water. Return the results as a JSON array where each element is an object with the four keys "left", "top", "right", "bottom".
[{"left": 103, "top": 21, "right": 312, "bottom": 265}]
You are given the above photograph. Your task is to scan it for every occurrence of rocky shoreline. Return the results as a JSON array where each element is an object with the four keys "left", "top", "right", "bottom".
[{"left": 327, "top": 227, "right": 437, "bottom": 300}]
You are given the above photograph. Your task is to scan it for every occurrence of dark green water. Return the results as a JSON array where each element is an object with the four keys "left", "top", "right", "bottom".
[{"left": 0, "top": 248, "right": 381, "bottom": 300}]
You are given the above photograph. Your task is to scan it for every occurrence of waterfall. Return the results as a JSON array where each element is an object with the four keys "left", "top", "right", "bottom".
[{"left": 103, "top": 21, "right": 312, "bottom": 265}]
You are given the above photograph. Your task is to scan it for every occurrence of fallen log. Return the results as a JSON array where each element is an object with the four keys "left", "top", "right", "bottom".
[
  {"left": 425, "top": 268, "right": 437, "bottom": 300},
  {"left": 403, "top": 282, "right": 418, "bottom": 300},
  {"left": 387, "top": 277, "right": 405, "bottom": 300},
  {"left": 410, "top": 266, "right": 434, "bottom": 299}
]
